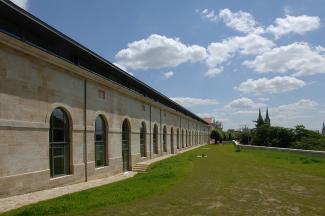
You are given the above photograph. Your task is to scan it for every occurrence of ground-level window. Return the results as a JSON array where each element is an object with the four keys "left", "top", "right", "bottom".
[
  {"left": 153, "top": 124, "right": 158, "bottom": 154},
  {"left": 49, "top": 108, "right": 70, "bottom": 177},
  {"left": 95, "top": 115, "right": 106, "bottom": 167},
  {"left": 163, "top": 126, "right": 167, "bottom": 152},
  {"left": 140, "top": 122, "right": 146, "bottom": 157}
]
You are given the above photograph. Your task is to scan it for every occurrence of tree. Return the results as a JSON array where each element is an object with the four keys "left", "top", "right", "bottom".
[
  {"left": 220, "top": 131, "right": 226, "bottom": 143},
  {"left": 239, "top": 131, "right": 251, "bottom": 144},
  {"left": 210, "top": 129, "right": 221, "bottom": 144},
  {"left": 294, "top": 125, "right": 306, "bottom": 140},
  {"left": 251, "top": 124, "right": 269, "bottom": 146}
]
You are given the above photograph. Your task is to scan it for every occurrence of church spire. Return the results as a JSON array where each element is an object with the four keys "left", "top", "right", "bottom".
[
  {"left": 265, "top": 107, "right": 270, "bottom": 126},
  {"left": 255, "top": 108, "right": 264, "bottom": 127}
]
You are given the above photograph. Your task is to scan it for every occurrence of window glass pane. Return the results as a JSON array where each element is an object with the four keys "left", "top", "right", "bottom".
[
  {"left": 95, "top": 134, "right": 103, "bottom": 141},
  {"left": 53, "top": 156, "right": 65, "bottom": 176},
  {"left": 122, "top": 120, "right": 130, "bottom": 171},
  {"left": 52, "top": 129, "right": 65, "bottom": 142},
  {"left": 52, "top": 147, "right": 64, "bottom": 157},
  {"left": 50, "top": 108, "right": 70, "bottom": 177},
  {"left": 52, "top": 109, "right": 64, "bottom": 128},
  {"left": 153, "top": 125, "right": 158, "bottom": 154},
  {"left": 95, "top": 116, "right": 106, "bottom": 167},
  {"left": 95, "top": 117, "right": 103, "bottom": 132},
  {"left": 96, "top": 142, "right": 105, "bottom": 167},
  {"left": 140, "top": 124, "right": 146, "bottom": 157}
]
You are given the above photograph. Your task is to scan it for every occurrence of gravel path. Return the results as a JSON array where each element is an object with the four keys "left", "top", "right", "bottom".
[{"left": 0, "top": 145, "right": 202, "bottom": 213}]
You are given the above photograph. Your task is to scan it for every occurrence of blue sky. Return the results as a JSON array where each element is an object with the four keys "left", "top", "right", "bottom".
[{"left": 12, "top": 0, "right": 325, "bottom": 131}]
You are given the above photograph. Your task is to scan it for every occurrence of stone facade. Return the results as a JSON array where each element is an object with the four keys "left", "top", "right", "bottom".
[{"left": 0, "top": 32, "right": 211, "bottom": 198}]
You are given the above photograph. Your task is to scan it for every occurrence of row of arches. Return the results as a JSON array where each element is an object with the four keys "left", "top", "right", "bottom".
[{"left": 49, "top": 107, "right": 208, "bottom": 176}]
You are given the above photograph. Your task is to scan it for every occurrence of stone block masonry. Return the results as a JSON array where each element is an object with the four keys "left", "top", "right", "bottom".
[{"left": 0, "top": 1, "right": 211, "bottom": 198}]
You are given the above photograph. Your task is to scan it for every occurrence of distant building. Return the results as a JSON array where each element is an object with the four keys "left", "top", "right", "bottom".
[
  {"left": 202, "top": 117, "right": 223, "bottom": 129},
  {"left": 265, "top": 108, "right": 270, "bottom": 126},
  {"left": 322, "top": 122, "right": 325, "bottom": 136},
  {"left": 254, "top": 108, "right": 271, "bottom": 127}
]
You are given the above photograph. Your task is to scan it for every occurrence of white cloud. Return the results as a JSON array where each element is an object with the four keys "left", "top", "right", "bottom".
[
  {"left": 283, "top": 6, "right": 292, "bottom": 15},
  {"left": 115, "top": 34, "right": 207, "bottom": 70},
  {"left": 205, "top": 67, "right": 223, "bottom": 77},
  {"left": 243, "top": 43, "right": 325, "bottom": 76},
  {"left": 273, "top": 99, "right": 318, "bottom": 113},
  {"left": 236, "top": 76, "right": 306, "bottom": 95},
  {"left": 218, "top": 8, "right": 264, "bottom": 34},
  {"left": 206, "top": 33, "right": 274, "bottom": 69},
  {"left": 171, "top": 97, "right": 219, "bottom": 107},
  {"left": 200, "top": 9, "right": 218, "bottom": 22},
  {"left": 10, "top": 0, "right": 28, "bottom": 9},
  {"left": 200, "top": 8, "right": 264, "bottom": 34},
  {"left": 113, "top": 62, "right": 134, "bottom": 76},
  {"left": 267, "top": 15, "right": 321, "bottom": 38},
  {"left": 233, "top": 110, "right": 258, "bottom": 115},
  {"left": 271, "top": 99, "right": 319, "bottom": 122},
  {"left": 225, "top": 97, "right": 266, "bottom": 110},
  {"left": 316, "top": 46, "right": 325, "bottom": 53},
  {"left": 258, "top": 97, "right": 270, "bottom": 102},
  {"left": 163, "top": 71, "right": 174, "bottom": 79}
]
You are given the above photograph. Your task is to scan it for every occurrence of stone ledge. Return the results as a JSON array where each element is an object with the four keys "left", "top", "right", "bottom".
[{"left": 0, "top": 119, "right": 48, "bottom": 129}]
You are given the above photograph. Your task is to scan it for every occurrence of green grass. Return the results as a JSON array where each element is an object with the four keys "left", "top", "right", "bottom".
[{"left": 3, "top": 144, "right": 325, "bottom": 216}]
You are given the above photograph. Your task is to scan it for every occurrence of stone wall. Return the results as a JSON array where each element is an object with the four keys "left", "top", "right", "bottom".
[{"left": 0, "top": 32, "right": 211, "bottom": 198}]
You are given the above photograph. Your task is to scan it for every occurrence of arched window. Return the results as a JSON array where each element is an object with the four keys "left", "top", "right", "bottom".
[
  {"left": 198, "top": 132, "right": 200, "bottom": 144},
  {"left": 192, "top": 131, "right": 194, "bottom": 145},
  {"left": 182, "top": 129, "right": 184, "bottom": 148},
  {"left": 188, "top": 130, "right": 190, "bottom": 147},
  {"left": 140, "top": 122, "right": 146, "bottom": 157},
  {"left": 49, "top": 108, "right": 70, "bottom": 177},
  {"left": 95, "top": 116, "right": 106, "bottom": 167},
  {"left": 176, "top": 128, "right": 180, "bottom": 149},
  {"left": 170, "top": 128, "right": 174, "bottom": 154},
  {"left": 153, "top": 124, "right": 158, "bottom": 154},
  {"left": 163, "top": 126, "right": 167, "bottom": 152},
  {"left": 122, "top": 119, "right": 131, "bottom": 171},
  {"left": 188, "top": 131, "right": 192, "bottom": 146}
]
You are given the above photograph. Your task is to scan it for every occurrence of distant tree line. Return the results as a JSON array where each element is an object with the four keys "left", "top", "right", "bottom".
[
  {"left": 210, "top": 129, "right": 238, "bottom": 144},
  {"left": 245, "top": 124, "right": 325, "bottom": 151},
  {"left": 210, "top": 110, "right": 325, "bottom": 151},
  {"left": 239, "top": 109, "right": 325, "bottom": 151}
]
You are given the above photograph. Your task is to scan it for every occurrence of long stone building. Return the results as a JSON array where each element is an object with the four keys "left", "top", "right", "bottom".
[{"left": 0, "top": 1, "right": 211, "bottom": 198}]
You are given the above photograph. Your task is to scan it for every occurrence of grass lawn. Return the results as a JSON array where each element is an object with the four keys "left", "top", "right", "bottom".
[{"left": 3, "top": 143, "right": 325, "bottom": 216}]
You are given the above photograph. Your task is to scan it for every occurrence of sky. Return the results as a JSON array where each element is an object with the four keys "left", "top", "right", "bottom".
[{"left": 11, "top": 0, "right": 325, "bottom": 131}]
